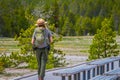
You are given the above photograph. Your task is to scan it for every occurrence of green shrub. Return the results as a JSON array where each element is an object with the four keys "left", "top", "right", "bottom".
[
  {"left": 0, "top": 61, "right": 4, "bottom": 73},
  {"left": 0, "top": 24, "right": 66, "bottom": 70},
  {"left": 28, "top": 56, "right": 38, "bottom": 69},
  {"left": 15, "top": 25, "right": 66, "bottom": 69}
]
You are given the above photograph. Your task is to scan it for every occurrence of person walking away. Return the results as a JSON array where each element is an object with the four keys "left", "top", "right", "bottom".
[{"left": 31, "top": 18, "right": 53, "bottom": 80}]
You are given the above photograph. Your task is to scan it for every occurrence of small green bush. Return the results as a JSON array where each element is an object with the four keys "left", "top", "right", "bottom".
[
  {"left": 0, "top": 24, "right": 66, "bottom": 71},
  {"left": 0, "top": 61, "right": 4, "bottom": 73},
  {"left": 16, "top": 25, "right": 66, "bottom": 69}
]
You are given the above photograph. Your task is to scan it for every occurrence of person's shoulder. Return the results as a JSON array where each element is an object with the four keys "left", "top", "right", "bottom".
[
  {"left": 34, "top": 27, "right": 39, "bottom": 30},
  {"left": 45, "top": 28, "right": 51, "bottom": 33},
  {"left": 35, "top": 27, "right": 43, "bottom": 30}
]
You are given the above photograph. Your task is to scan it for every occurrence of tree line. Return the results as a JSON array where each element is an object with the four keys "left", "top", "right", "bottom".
[{"left": 0, "top": 0, "right": 120, "bottom": 37}]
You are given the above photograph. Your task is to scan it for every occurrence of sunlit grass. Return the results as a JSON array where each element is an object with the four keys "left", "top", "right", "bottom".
[
  {"left": 55, "top": 36, "right": 93, "bottom": 56},
  {"left": 55, "top": 36, "right": 120, "bottom": 56},
  {"left": 1, "top": 36, "right": 120, "bottom": 56},
  {"left": 0, "top": 38, "right": 20, "bottom": 53}
]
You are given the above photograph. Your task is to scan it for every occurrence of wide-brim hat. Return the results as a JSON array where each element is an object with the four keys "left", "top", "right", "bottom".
[{"left": 36, "top": 18, "right": 45, "bottom": 26}]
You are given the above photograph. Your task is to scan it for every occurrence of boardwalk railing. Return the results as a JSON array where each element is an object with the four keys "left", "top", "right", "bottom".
[
  {"left": 53, "top": 56, "right": 120, "bottom": 80},
  {"left": 90, "top": 68, "right": 120, "bottom": 80}
]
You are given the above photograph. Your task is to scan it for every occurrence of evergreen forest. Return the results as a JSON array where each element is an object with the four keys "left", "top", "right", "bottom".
[{"left": 0, "top": 0, "right": 120, "bottom": 37}]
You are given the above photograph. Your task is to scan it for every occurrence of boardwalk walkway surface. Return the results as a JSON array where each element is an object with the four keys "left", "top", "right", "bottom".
[
  {"left": 12, "top": 56, "right": 120, "bottom": 80},
  {"left": 12, "top": 69, "right": 62, "bottom": 80},
  {"left": 12, "top": 55, "right": 87, "bottom": 80}
]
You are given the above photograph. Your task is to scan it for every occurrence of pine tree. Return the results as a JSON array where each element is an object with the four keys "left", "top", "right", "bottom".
[
  {"left": 88, "top": 18, "right": 119, "bottom": 60},
  {"left": 16, "top": 24, "right": 66, "bottom": 69}
]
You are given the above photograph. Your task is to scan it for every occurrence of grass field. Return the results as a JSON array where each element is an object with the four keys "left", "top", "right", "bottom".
[
  {"left": 55, "top": 36, "right": 120, "bottom": 56},
  {"left": 0, "top": 38, "right": 19, "bottom": 53},
  {"left": 1, "top": 36, "right": 120, "bottom": 56},
  {"left": 54, "top": 36, "right": 93, "bottom": 56}
]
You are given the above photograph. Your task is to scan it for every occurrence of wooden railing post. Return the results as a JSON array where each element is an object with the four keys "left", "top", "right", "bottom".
[
  {"left": 62, "top": 76, "right": 65, "bottom": 80},
  {"left": 87, "top": 70, "right": 90, "bottom": 80},
  {"left": 77, "top": 73, "right": 80, "bottom": 80},
  {"left": 106, "top": 63, "right": 109, "bottom": 71},
  {"left": 68, "top": 76, "right": 71, "bottom": 80},
  {"left": 83, "top": 71, "right": 86, "bottom": 80},
  {"left": 97, "top": 66, "right": 100, "bottom": 75},
  {"left": 92, "top": 68, "right": 95, "bottom": 77},
  {"left": 74, "top": 74, "right": 77, "bottom": 80},
  {"left": 119, "top": 60, "right": 120, "bottom": 67},
  {"left": 111, "top": 62, "right": 114, "bottom": 70}
]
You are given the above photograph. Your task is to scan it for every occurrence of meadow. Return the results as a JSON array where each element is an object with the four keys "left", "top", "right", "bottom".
[
  {"left": 0, "top": 38, "right": 19, "bottom": 53},
  {"left": 1, "top": 36, "right": 120, "bottom": 56},
  {"left": 0, "top": 36, "right": 93, "bottom": 56},
  {"left": 54, "top": 36, "right": 93, "bottom": 56}
]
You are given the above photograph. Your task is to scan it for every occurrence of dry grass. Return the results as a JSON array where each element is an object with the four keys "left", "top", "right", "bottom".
[{"left": 55, "top": 36, "right": 93, "bottom": 56}]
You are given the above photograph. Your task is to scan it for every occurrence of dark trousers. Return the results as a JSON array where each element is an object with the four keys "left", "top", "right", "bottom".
[{"left": 35, "top": 48, "right": 48, "bottom": 78}]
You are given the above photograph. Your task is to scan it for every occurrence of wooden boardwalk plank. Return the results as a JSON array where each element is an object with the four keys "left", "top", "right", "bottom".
[
  {"left": 12, "top": 56, "right": 120, "bottom": 80},
  {"left": 12, "top": 69, "right": 61, "bottom": 80}
]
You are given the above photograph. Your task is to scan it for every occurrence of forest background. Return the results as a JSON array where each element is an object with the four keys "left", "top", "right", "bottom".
[{"left": 0, "top": 0, "right": 120, "bottom": 37}]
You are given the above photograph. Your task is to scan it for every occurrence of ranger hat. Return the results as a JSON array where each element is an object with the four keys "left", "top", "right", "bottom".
[{"left": 36, "top": 18, "right": 45, "bottom": 26}]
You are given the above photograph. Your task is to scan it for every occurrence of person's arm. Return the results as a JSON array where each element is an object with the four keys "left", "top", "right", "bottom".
[
  {"left": 49, "top": 36, "right": 53, "bottom": 44},
  {"left": 47, "top": 29, "right": 53, "bottom": 44},
  {"left": 31, "top": 29, "right": 36, "bottom": 44},
  {"left": 31, "top": 38, "right": 35, "bottom": 44}
]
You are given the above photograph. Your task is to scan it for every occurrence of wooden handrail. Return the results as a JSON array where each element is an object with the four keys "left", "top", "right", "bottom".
[{"left": 53, "top": 56, "right": 120, "bottom": 80}]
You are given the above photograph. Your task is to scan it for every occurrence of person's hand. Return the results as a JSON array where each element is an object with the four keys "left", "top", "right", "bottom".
[{"left": 31, "top": 39, "right": 34, "bottom": 45}]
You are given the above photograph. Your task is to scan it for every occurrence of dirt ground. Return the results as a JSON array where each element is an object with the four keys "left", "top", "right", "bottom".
[{"left": 0, "top": 68, "right": 36, "bottom": 80}]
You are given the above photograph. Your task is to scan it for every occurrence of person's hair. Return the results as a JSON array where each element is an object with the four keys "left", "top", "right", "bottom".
[{"left": 38, "top": 24, "right": 45, "bottom": 27}]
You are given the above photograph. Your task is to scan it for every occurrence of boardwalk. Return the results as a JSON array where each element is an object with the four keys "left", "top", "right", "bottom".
[
  {"left": 12, "top": 56, "right": 120, "bottom": 80},
  {"left": 12, "top": 69, "right": 62, "bottom": 80},
  {"left": 11, "top": 55, "right": 87, "bottom": 80}
]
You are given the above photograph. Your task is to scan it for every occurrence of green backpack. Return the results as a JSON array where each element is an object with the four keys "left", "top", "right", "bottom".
[{"left": 34, "top": 27, "right": 46, "bottom": 47}]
